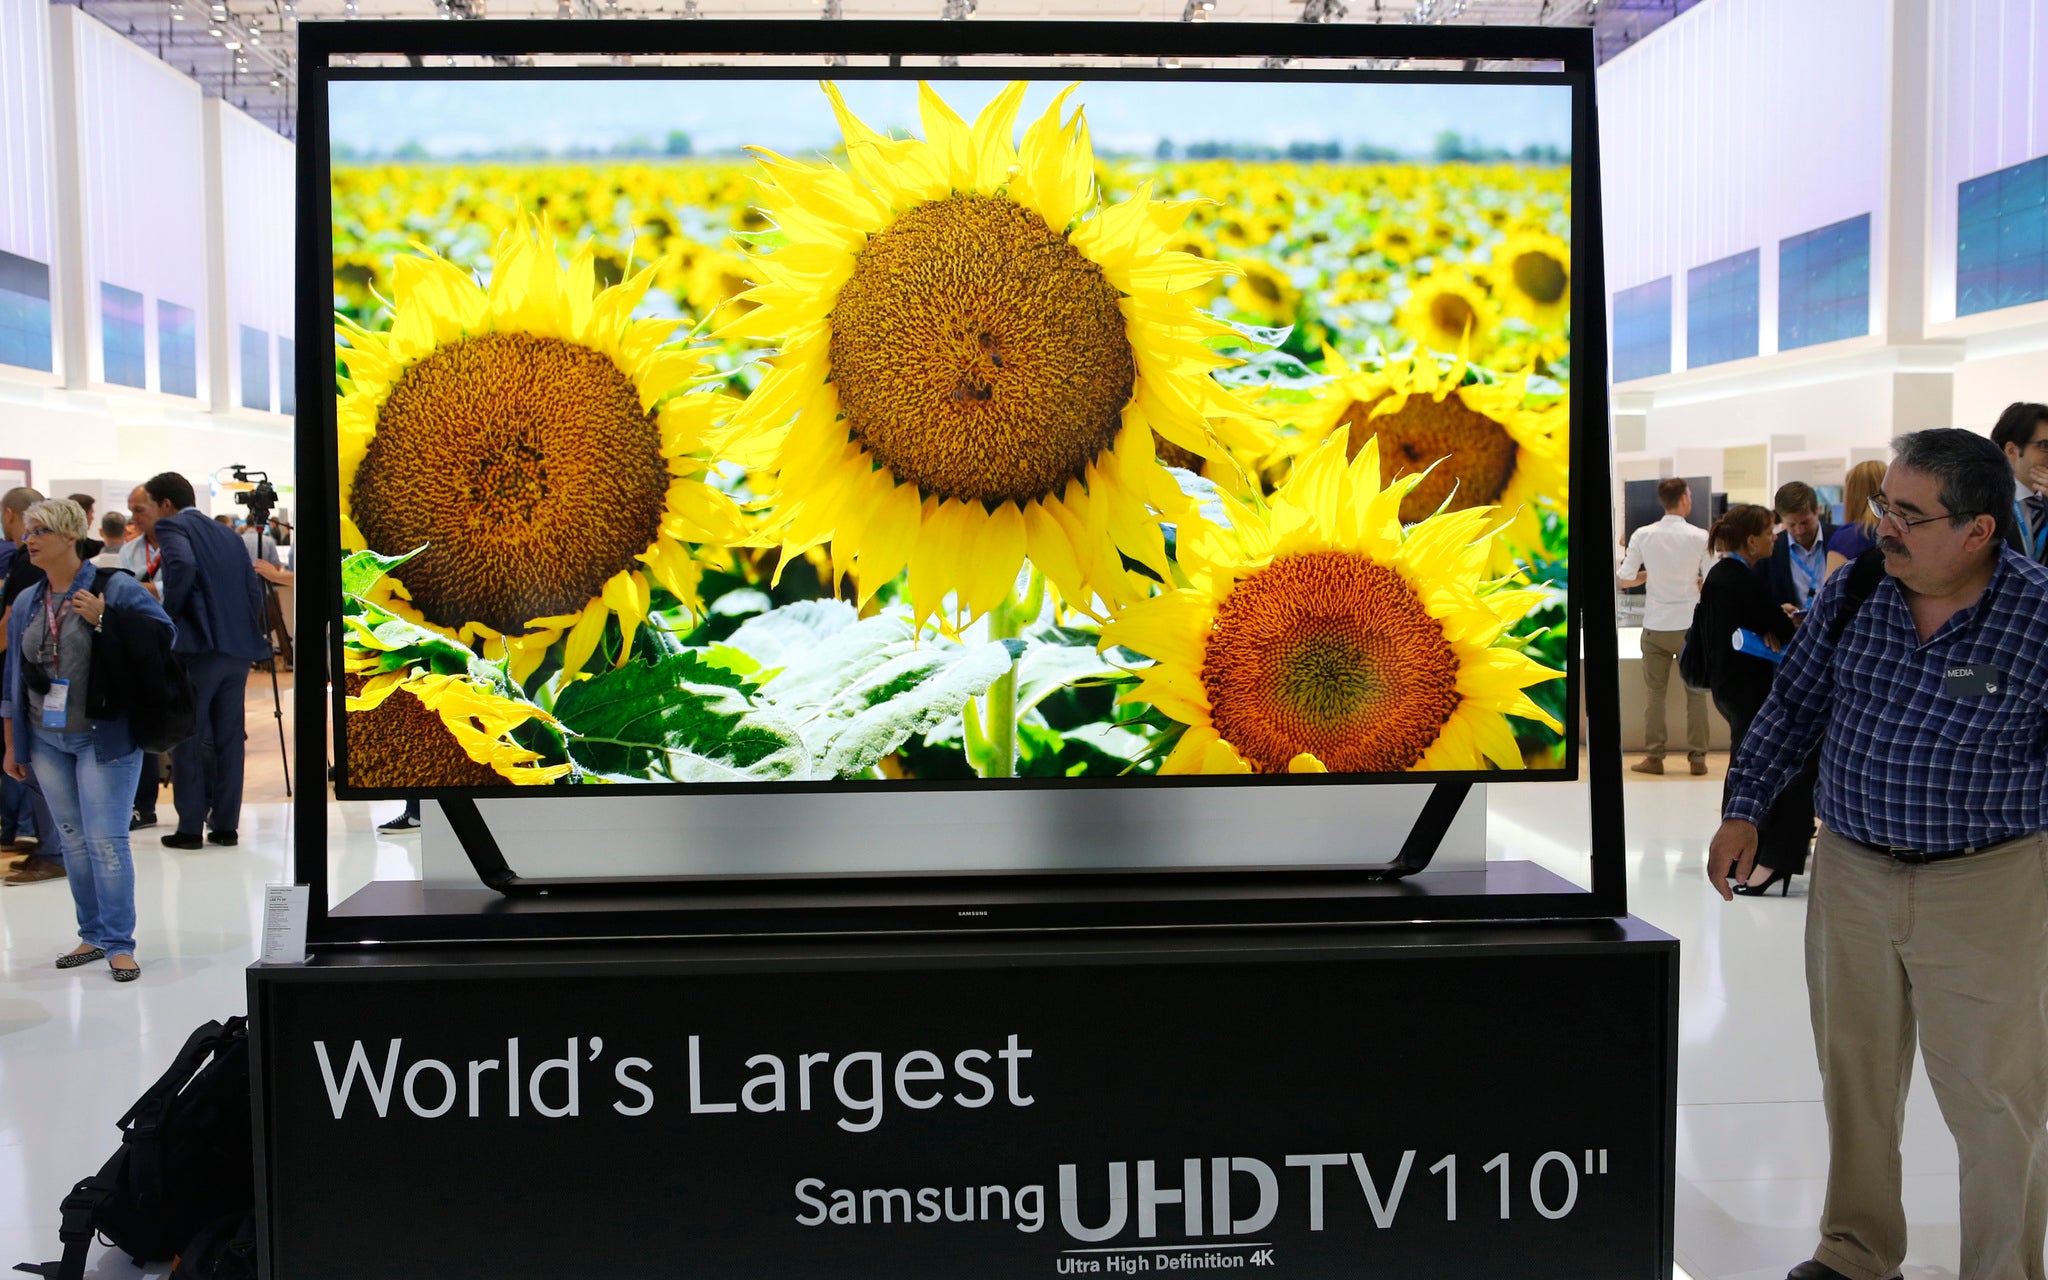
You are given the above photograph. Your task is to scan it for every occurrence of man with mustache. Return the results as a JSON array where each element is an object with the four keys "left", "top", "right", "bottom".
[{"left": 1708, "top": 429, "right": 2048, "bottom": 1280}]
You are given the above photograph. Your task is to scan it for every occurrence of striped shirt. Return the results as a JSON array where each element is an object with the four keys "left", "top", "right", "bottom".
[{"left": 1724, "top": 548, "right": 2048, "bottom": 851}]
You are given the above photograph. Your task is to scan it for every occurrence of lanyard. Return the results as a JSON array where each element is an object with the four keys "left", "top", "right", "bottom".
[
  {"left": 144, "top": 542, "right": 161, "bottom": 580},
  {"left": 1791, "top": 541, "right": 1823, "bottom": 604},
  {"left": 2018, "top": 501, "right": 2048, "bottom": 559},
  {"left": 40, "top": 585, "right": 71, "bottom": 660}
]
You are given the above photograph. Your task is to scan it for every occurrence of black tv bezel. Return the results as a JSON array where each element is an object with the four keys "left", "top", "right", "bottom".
[{"left": 294, "top": 17, "right": 1624, "bottom": 945}]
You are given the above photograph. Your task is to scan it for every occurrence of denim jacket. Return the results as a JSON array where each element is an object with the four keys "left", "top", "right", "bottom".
[{"left": 3, "top": 563, "right": 176, "bottom": 764}]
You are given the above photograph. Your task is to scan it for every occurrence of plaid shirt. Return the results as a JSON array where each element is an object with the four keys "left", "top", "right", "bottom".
[{"left": 1724, "top": 548, "right": 2048, "bottom": 851}]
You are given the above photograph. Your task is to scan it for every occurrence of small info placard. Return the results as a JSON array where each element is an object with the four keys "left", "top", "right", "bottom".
[{"left": 261, "top": 884, "right": 311, "bottom": 965}]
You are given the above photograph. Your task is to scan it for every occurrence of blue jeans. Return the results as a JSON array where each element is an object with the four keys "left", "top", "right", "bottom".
[
  {"left": 31, "top": 731, "right": 144, "bottom": 958},
  {"left": 172, "top": 651, "right": 249, "bottom": 837}
]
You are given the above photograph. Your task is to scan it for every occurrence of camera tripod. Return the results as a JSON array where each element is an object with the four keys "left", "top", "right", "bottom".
[{"left": 249, "top": 517, "right": 292, "bottom": 798}]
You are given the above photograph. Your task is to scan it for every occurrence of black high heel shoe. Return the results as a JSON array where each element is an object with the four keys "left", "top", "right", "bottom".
[{"left": 1733, "top": 868, "right": 1794, "bottom": 897}]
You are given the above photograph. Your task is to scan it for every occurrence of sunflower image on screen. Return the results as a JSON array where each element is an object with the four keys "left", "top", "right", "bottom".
[{"left": 330, "top": 75, "right": 1574, "bottom": 790}]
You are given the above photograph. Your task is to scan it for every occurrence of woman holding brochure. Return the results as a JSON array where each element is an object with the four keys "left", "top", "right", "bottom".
[{"left": 1696, "top": 504, "right": 1809, "bottom": 895}]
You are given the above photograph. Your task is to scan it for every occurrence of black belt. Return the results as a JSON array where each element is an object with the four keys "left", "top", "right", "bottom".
[{"left": 1848, "top": 837, "right": 1980, "bottom": 865}]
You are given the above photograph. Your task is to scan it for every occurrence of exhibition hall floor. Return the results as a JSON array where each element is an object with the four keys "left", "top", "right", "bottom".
[{"left": 0, "top": 760, "right": 2015, "bottom": 1278}]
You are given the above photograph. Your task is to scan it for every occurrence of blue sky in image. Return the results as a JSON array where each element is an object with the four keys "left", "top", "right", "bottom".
[{"left": 329, "top": 77, "right": 1572, "bottom": 159}]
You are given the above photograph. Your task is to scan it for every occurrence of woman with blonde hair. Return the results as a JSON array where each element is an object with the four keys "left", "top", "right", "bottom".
[
  {"left": 1824, "top": 460, "right": 1886, "bottom": 579},
  {"left": 1, "top": 498, "right": 173, "bottom": 980}
]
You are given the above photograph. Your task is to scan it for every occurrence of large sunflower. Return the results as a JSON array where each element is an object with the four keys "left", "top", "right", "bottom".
[
  {"left": 335, "top": 224, "right": 743, "bottom": 682},
  {"left": 1285, "top": 348, "right": 1567, "bottom": 571},
  {"left": 1396, "top": 264, "right": 1499, "bottom": 358},
  {"left": 1489, "top": 228, "right": 1570, "bottom": 329},
  {"left": 1102, "top": 429, "right": 1563, "bottom": 775},
  {"left": 718, "top": 81, "right": 1269, "bottom": 625},
  {"left": 345, "top": 670, "right": 570, "bottom": 787}
]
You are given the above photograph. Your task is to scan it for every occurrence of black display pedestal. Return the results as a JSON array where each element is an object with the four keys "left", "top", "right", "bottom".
[{"left": 249, "top": 917, "right": 1677, "bottom": 1280}]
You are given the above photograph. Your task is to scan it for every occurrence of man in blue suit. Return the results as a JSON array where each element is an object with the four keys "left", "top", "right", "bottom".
[
  {"left": 141, "top": 472, "right": 271, "bottom": 849},
  {"left": 1755, "top": 481, "right": 1833, "bottom": 618}
]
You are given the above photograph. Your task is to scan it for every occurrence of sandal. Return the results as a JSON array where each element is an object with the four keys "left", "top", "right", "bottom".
[
  {"left": 109, "top": 956, "right": 141, "bottom": 983},
  {"left": 56, "top": 946, "right": 106, "bottom": 969}
]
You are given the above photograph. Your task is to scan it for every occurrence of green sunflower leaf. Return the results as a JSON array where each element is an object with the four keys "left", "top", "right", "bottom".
[
  {"left": 552, "top": 650, "right": 808, "bottom": 782},
  {"left": 340, "top": 546, "right": 425, "bottom": 600},
  {"left": 735, "top": 607, "right": 1022, "bottom": 779}
]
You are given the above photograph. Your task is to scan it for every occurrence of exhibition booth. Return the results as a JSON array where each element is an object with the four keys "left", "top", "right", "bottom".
[{"left": 248, "top": 17, "right": 1681, "bottom": 1278}]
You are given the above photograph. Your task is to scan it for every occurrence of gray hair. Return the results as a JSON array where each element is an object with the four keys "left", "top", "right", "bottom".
[
  {"left": 24, "top": 498, "right": 88, "bottom": 541},
  {"left": 1892, "top": 428, "right": 2016, "bottom": 540},
  {"left": 100, "top": 510, "right": 128, "bottom": 539}
]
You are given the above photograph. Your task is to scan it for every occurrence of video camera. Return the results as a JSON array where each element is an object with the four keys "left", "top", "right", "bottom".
[{"left": 229, "top": 464, "right": 278, "bottom": 524}]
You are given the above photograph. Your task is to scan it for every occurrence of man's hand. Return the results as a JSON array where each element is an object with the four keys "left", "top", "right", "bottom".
[
  {"left": 1707, "top": 819, "right": 1758, "bottom": 901},
  {"left": 2027, "top": 462, "right": 2048, "bottom": 496}
]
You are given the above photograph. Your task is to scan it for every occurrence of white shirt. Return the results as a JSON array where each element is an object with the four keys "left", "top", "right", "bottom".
[{"left": 1619, "top": 513, "right": 1714, "bottom": 631}]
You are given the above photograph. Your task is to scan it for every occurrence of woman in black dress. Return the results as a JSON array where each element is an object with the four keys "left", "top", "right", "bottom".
[{"left": 1697, "top": 504, "right": 1810, "bottom": 895}]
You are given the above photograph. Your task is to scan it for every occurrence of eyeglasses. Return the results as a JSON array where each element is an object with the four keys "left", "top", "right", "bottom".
[
  {"left": 1868, "top": 495, "right": 1979, "bottom": 531},
  {"left": 20, "top": 526, "right": 54, "bottom": 540}
]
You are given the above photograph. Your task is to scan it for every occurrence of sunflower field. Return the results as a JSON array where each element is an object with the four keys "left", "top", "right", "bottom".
[{"left": 332, "top": 79, "right": 1573, "bottom": 791}]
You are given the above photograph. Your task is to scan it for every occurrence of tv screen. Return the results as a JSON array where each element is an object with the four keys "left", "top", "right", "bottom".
[{"left": 327, "top": 66, "right": 1577, "bottom": 798}]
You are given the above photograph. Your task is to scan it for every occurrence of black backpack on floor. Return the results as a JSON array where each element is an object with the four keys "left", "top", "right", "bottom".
[{"left": 13, "top": 1017, "right": 253, "bottom": 1280}]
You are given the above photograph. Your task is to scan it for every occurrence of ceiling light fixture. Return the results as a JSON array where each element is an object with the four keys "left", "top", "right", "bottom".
[{"left": 1181, "top": 0, "right": 1214, "bottom": 19}]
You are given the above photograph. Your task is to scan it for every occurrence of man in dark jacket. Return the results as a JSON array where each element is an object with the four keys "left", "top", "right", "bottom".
[
  {"left": 1755, "top": 481, "right": 1833, "bottom": 617},
  {"left": 1991, "top": 401, "right": 2048, "bottom": 564},
  {"left": 140, "top": 472, "right": 270, "bottom": 849}
]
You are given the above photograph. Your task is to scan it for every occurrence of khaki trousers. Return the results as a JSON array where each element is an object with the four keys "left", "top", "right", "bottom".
[
  {"left": 1638, "top": 627, "right": 1708, "bottom": 761},
  {"left": 1806, "top": 828, "right": 2048, "bottom": 1280}
]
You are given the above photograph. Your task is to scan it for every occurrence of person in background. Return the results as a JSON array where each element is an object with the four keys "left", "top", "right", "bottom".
[
  {"left": 1, "top": 486, "right": 92, "bottom": 886},
  {"left": 1990, "top": 400, "right": 2048, "bottom": 565},
  {"left": 212, "top": 514, "right": 233, "bottom": 527},
  {"left": 1758, "top": 481, "right": 1832, "bottom": 618},
  {"left": 116, "top": 486, "right": 168, "bottom": 831},
  {"left": 2, "top": 499, "right": 172, "bottom": 981},
  {"left": 141, "top": 472, "right": 270, "bottom": 850},
  {"left": 1617, "top": 477, "right": 1714, "bottom": 776},
  {"left": 241, "top": 517, "right": 293, "bottom": 669},
  {"left": 1710, "top": 429, "right": 2048, "bottom": 1280},
  {"left": 66, "top": 494, "right": 94, "bottom": 525},
  {"left": 93, "top": 511, "right": 127, "bottom": 569},
  {"left": 1698, "top": 503, "right": 1810, "bottom": 895},
  {"left": 1824, "top": 461, "right": 1885, "bottom": 579}
]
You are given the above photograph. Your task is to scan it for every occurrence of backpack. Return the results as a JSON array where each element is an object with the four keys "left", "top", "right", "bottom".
[
  {"left": 170, "top": 1211, "right": 257, "bottom": 1280},
  {"left": 13, "top": 1018, "right": 253, "bottom": 1280},
  {"left": 1675, "top": 545, "right": 1885, "bottom": 693}
]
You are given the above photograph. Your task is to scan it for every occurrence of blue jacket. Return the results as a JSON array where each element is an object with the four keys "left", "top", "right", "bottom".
[
  {"left": 1753, "top": 525, "right": 1833, "bottom": 614},
  {"left": 4, "top": 562, "right": 176, "bottom": 763},
  {"left": 155, "top": 508, "right": 270, "bottom": 661}
]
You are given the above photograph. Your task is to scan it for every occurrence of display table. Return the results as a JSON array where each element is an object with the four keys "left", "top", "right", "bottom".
[
  {"left": 250, "top": 912, "right": 1678, "bottom": 1279},
  {"left": 1615, "top": 626, "right": 1732, "bottom": 753}
]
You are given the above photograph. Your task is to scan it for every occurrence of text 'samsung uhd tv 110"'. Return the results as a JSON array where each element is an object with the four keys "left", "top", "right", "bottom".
[{"left": 300, "top": 21, "right": 1620, "bottom": 936}]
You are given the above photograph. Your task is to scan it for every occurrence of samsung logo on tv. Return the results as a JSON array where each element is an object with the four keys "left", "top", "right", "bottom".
[{"left": 958, "top": 910, "right": 990, "bottom": 917}]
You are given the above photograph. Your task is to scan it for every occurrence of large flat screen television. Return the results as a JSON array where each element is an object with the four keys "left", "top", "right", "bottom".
[{"left": 296, "top": 19, "right": 1621, "bottom": 942}]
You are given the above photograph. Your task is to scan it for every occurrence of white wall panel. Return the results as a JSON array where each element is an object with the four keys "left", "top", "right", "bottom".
[
  {"left": 1928, "top": 0, "right": 2048, "bottom": 323},
  {"left": 56, "top": 5, "right": 207, "bottom": 392},
  {"left": 216, "top": 101, "right": 295, "bottom": 415},
  {"left": 218, "top": 104, "right": 294, "bottom": 344},
  {"left": 0, "top": 0, "right": 56, "bottom": 267},
  {"left": 1598, "top": 0, "right": 1889, "bottom": 362}
]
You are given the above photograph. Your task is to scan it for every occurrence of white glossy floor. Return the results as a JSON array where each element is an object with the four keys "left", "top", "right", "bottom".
[{"left": 0, "top": 755, "right": 2023, "bottom": 1278}]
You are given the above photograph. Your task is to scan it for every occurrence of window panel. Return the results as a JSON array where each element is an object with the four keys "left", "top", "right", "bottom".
[
  {"left": 1686, "top": 249, "right": 1760, "bottom": 369},
  {"left": 240, "top": 324, "right": 270, "bottom": 412},
  {"left": 1958, "top": 154, "right": 2048, "bottom": 317},
  {"left": 158, "top": 300, "right": 197, "bottom": 398},
  {"left": 101, "top": 283, "right": 146, "bottom": 388},
  {"left": 1779, "top": 214, "right": 1871, "bottom": 351},
  {"left": 0, "top": 252, "right": 53, "bottom": 373},
  {"left": 1611, "top": 277, "right": 1672, "bottom": 383},
  {"left": 278, "top": 336, "right": 295, "bottom": 416}
]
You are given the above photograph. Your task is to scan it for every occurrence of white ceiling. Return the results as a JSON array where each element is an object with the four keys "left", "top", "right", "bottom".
[{"left": 64, "top": 0, "right": 1700, "bottom": 139}]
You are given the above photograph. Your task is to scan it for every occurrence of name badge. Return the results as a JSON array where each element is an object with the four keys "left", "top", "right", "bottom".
[
  {"left": 41, "top": 678, "right": 69, "bottom": 728},
  {"left": 1942, "top": 665, "right": 2005, "bottom": 698}
]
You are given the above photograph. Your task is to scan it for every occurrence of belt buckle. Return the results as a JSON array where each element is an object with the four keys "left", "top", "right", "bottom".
[{"left": 1886, "top": 847, "right": 1930, "bottom": 864}]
